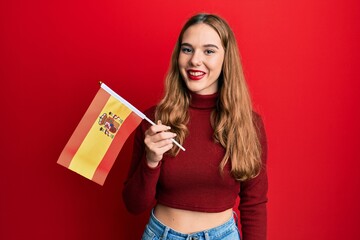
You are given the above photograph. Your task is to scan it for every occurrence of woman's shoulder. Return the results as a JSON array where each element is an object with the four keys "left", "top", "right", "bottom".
[
  {"left": 143, "top": 105, "right": 157, "bottom": 118},
  {"left": 139, "top": 105, "right": 157, "bottom": 128},
  {"left": 252, "top": 111, "right": 266, "bottom": 136},
  {"left": 137, "top": 105, "right": 157, "bottom": 132},
  {"left": 252, "top": 111, "right": 263, "bottom": 124}
]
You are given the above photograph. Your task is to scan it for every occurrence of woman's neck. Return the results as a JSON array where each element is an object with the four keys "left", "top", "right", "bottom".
[{"left": 189, "top": 91, "right": 218, "bottom": 110}]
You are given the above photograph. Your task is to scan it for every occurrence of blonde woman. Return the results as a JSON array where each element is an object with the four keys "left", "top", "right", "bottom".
[{"left": 123, "top": 13, "right": 268, "bottom": 240}]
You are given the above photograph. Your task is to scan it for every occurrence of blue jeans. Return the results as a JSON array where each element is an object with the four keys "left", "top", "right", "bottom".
[{"left": 142, "top": 209, "right": 241, "bottom": 240}]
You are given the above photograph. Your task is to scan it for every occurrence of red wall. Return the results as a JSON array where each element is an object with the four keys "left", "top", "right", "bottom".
[{"left": 1, "top": 0, "right": 360, "bottom": 239}]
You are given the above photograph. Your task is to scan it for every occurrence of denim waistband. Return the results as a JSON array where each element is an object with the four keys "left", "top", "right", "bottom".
[{"left": 145, "top": 209, "right": 239, "bottom": 240}]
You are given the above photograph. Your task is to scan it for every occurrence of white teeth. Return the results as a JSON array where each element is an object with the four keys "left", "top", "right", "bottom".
[{"left": 189, "top": 71, "right": 204, "bottom": 76}]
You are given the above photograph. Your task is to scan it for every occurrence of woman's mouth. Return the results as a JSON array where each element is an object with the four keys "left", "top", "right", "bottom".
[{"left": 187, "top": 70, "right": 206, "bottom": 80}]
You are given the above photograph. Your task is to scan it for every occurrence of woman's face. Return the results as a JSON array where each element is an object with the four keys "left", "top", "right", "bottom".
[{"left": 178, "top": 23, "right": 225, "bottom": 95}]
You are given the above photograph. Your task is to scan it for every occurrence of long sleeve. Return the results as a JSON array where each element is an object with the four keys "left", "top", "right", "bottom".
[
  {"left": 239, "top": 114, "right": 268, "bottom": 240},
  {"left": 122, "top": 107, "right": 161, "bottom": 214}
]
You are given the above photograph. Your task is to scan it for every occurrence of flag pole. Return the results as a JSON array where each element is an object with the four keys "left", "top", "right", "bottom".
[{"left": 99, "top": 82, "right": 185, "bottom": 151}]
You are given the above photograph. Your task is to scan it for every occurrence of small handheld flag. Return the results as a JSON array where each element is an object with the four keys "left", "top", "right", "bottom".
[{"left": 57, "top": 82, "right": 185, "bottom": 185}]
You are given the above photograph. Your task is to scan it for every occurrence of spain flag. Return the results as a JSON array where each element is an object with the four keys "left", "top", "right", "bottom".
[{"left": 57, "top": 82, "right": 142, "bottom": 185}]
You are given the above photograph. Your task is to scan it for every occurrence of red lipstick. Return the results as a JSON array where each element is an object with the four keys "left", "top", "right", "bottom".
[{"left": 187, "top": 69, "right": 206, "bottom": 81}]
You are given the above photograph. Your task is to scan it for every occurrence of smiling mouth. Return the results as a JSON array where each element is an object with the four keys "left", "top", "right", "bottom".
[{"left": 187, "top": 70, "right": 205, "bottom": 80}]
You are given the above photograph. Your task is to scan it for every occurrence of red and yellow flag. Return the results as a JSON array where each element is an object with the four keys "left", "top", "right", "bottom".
[{"left": 57, "top": 83, "right": 142, "bottom": 185}]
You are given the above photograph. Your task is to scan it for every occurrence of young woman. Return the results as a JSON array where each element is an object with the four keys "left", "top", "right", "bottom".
[{"left": 122, "top": 13, "right": 268, "bottom": 240}]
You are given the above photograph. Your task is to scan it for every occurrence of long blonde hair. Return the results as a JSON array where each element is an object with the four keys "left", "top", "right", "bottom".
[{"left": 155, "top": 13, "right": 262, "bottom": 181}]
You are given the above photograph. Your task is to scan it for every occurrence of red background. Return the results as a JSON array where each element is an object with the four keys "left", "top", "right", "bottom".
[{"left": 1, "top": 0, "right": 360, "bottom": 239}]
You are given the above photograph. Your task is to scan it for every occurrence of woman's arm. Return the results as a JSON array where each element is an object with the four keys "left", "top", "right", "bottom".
[
  {"left": 239, "top": 114, "right": 268, "bottom": 240},
  {"left": 122, "top": 119, "right": 161, "bottom": 214},
  {"left": 122, "top": 107, "right": 175, "bottom": 214}
]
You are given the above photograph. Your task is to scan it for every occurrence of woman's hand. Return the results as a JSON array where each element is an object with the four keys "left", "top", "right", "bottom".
[{"left": 144, "top": 120, "right": 176, "bottom": 168}]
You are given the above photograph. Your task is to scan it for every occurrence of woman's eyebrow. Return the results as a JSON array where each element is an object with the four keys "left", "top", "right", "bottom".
[
  {"left": 181, "top": 42, "right": 219, "bottom": 49},
  {"left": 203, "top": 44, "right": 219, "bottom": 49},
  {"left": 181, "top": 43, "right": 192, "bottom": 47}
]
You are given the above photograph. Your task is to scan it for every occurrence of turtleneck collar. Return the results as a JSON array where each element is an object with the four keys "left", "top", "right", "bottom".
[{"left": 189, "top": 91, "right": 218, "bottom": 110}]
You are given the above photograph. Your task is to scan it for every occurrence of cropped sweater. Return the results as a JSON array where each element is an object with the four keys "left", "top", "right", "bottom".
[{"left": 122, "top": 92, "right": 268, "bottom": 240}]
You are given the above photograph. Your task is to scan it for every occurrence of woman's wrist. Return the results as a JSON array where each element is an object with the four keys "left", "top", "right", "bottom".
[{"left": 146, "top": 158, "right": 160, "bottom": 169}]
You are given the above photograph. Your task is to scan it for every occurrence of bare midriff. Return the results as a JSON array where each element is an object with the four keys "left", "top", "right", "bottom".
[{"left": 154, "top": 204, "right": 233, "bottom": 234}]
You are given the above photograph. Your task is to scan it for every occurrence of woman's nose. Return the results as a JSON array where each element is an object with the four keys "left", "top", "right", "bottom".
[{"left": 190, "top": 51, "right": 203, "bottom": 66}]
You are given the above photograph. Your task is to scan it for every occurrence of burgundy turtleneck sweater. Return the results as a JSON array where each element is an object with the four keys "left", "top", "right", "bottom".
[{"left": 122, "top": 92, "right": 268, "bottom": 240}]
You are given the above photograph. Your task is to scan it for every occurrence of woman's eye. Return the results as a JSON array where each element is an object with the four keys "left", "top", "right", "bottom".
[
  {"left": 205, "top": 49, "right": 215, "bottom": 55},
  {"left": 181, "top": 47, "right": 192, "bottom": 54}
]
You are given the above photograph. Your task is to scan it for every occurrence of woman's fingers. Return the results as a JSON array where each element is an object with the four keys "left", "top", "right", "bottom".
[
  {"left": 146, "top": 124, "right": 171, "bottom": 136},
  {"left": 146, "top": 131, "right": 176, "bottom": 143},
  {"left": 145, "top": 120, "right": 175, "bottom": 144},
  {"left": 144, "top": 131, "right": 176, "bottom": 154},
  {"left": 144, "top": 120, "right": 176, "bottom": 165}
]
